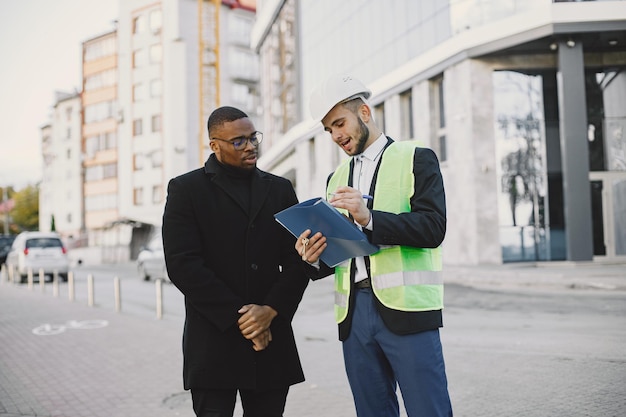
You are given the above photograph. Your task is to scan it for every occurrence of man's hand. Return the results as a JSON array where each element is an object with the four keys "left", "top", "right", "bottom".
[
  {"left": 295, "top": 229, "right": 327, "bottom": 263},
  {"left": 250, "top": 328, "right": 272, "bottom": 351},
  {"left": 329, "top": 186, "right": 371, "bottom": 227},
  {"left": 238, "top": 304, "right": 277, "bottom": 344}
]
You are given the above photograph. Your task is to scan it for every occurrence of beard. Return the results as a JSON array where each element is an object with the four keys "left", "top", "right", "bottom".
[{"left": 353, "top": 117, "right": 370, "bottom": 155}]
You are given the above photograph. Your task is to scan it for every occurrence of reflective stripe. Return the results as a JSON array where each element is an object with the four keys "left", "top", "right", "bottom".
[
  {"left": 372, "top": 270, "right": 443, "bottom": 289},
  {"left": 335, "top": 292, "right": 348, "bottom": 308}
]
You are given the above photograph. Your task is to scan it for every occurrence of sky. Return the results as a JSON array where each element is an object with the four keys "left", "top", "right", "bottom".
[{"left": 0, "top": 0, "right": 119, "bottom": 189}]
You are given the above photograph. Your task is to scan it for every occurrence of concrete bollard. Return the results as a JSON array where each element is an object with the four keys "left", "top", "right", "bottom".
[
  {"left": 156, "top": 278, "right": 163, "bottom": 320},
  {"left": 0, "top": 263, "right": 6, "bottom": 284},
  {"left": 53, "top": 270, "right": 59, "bottom": 297},
  {"left": 114, "top": 277, "right": 121, "bottom": 313},
  {"left": 87, "top": 274, "right": 95, "bottom": 307},
  {"left": 27, "top": 268, "right": 34, "bottom": 290},
  {"left": 68, "top": 271, "right": 75, "bottom": 301},
  {"left": 39, "top": 269, "right": 45, "bottom": 292}
]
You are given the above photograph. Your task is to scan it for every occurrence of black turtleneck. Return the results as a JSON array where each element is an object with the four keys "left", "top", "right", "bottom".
[{"left": 214, "top": 157, "right": 254, "bottom": 214}]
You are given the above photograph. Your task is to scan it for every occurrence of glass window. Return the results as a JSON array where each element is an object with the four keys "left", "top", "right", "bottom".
[
  {"left": 133, "top": 49, "right": 146, "bottom": 68},
  {"left": 134, "top": 187, "right": 144, "bottom": 206},
  {"left": 103, "top": 163, "right": 117, "bottom": 179},
  {"left": 85, "top": 69, "right": 116, "bottom": 90},
  {"left": 400, "top": 89, "right": 414, "bottom": 140},
  {"left": 149, "top": 44, "right": 162, "bottom": 64},
  {"left": 150, "top": 79, "right": 162, "bottom": 97},
  {"left": 374, "top": 103, "right": 385, "bottom": 133},
  {"left": 229, "top": 49, "right": 258, "bottom": 79},
  {"left": 152, "top": 185, "right": 163, "bottom": 204},
  {"left": 85, "top": 193, "right": 117, "bottom": 211},
  {"left": 133, "top": 83, "right": 145, "bottom": 102},
  {"left": 134, "top": 154, "right": 144, "bottom": 171},
  {"left": 151, "top": 114, "right": 162, "bottom": 132},
  {"left": 151, "top": 150, "right": 163, "bottom": 167},
  {"left": 84, "top": 101, "right": 114, "bottom": 123},
  {"left": 133, "top": 15, "right": 146, "bottom": 34},
  {"left": 85, "top": 135, "right": 99, "bottom": 158},
  {"left": 84, "top": 36, "right": 116, "bottom": 61},
  {"left": 232, "top": 83, "right": 253, "bottom": 108},
  {"left": 493, "top": 70, "right": 555, "bottom": 262},
  {"left": 229, "top": 14, "right": 252, "bottom": 41},
  {"left": 85, "top": 131, "right": 117, "bottom": 158},
  {"left": 149, "top": 9, "right": 162, "bottom": 32},
  {"left": 431, "top": 76, "right": 447, "bottom": 162},
  {"left": 133, "top": 119, "right": 143, "bottom": 136},
  {"left": 26, "top": 238, "right": 62, "bottom": 249}
]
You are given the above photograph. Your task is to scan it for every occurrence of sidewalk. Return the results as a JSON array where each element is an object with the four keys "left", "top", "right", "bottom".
[
  {"left": 444, "top": 260, "right": 626, "bottom": 291},
  {"left": 1, "top": 260, "right": 624, "bottom": 416},
  {"left": 0, "top": 280, "right": 191, "bottom": 417}
]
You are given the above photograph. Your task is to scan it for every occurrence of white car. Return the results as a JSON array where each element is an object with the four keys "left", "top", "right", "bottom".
[
  {"left": 5, "top": 231, "right": 70, "bottom": 283},
  {"left": 137, "top": 231, "right": 169, "bottom": 281}
]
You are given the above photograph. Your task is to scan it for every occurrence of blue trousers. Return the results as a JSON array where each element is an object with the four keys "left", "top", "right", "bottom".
[{"left": 342, "top": 288, "right": 453, "bottom": 417}]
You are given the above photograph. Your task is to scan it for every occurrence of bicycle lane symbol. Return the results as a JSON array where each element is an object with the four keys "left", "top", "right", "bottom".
[{"left": 32, "top": 320, "right": 109, "bottom": 336}]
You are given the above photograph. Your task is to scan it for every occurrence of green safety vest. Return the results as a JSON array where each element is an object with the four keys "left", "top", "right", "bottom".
[{"left": 327, "top": 141, "right": 444, "bottom": 324}]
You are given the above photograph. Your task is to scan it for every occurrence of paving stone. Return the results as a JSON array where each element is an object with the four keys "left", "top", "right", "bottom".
[{"left": 1, "top": 261, "right": 624, "bottom": 416}]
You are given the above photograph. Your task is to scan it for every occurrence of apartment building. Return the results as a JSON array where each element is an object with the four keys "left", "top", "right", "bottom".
[
  {"left": 39, "top": 91, "right": 83, "bottom": 241},
  {"left": 253, "top": 0, "right": 626, "bottom": 265},
  {"left": 117, "top": 0, "right": 258, "bottom": 230},
  {"left": 81, "top": 29, "right": 124, "bottom": 261},
  {"left": 109, "top": 0, "right": 259, "bottom": 259}
]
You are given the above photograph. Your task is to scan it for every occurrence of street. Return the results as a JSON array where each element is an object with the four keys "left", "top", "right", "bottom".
[{"left": 1, "top": 262, "right": 625, "bottom": 416}]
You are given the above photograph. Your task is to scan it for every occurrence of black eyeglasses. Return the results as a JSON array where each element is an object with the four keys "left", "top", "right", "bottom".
[{"left": 211, "top": 131, "right": 263, "bottom": 150}]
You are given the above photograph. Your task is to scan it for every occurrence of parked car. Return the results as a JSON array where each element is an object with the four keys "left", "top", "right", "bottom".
[
  {"left": 0, "top": 234, "right": 16, "bottom": 266},
  {"left": 5, "top": 231, "right": 69, "bottom": 283},
  {"left": 137, "top": 231, "right": 168, "bottom": 281}
]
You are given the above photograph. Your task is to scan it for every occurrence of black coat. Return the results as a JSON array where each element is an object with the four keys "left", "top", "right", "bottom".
[
  {"left": 309, "top": 138, "right": 447, "bottom": 341},
  {"left": 163, "top": 154, "right": 309, "bottom": 390}
]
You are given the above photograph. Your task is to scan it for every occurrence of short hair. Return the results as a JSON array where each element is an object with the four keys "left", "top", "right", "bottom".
[
  {"left": 342, "top": 96, "right": 368, "bottom": 114},
  {"left": 341, "top": 96, "right": 375, "bottom": 122},
  {"left": 207, "top": 106, "right": 248, "bottom": 136}
]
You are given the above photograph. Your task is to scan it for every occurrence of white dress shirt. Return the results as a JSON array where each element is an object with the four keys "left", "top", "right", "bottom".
[{"left": 352, "top": 134, "right": 387, "bottom": 283}]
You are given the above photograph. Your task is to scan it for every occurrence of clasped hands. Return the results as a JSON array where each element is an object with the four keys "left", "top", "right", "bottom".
[
  {"left": 295, "top": 186, "right": 371, "bottom": 263},
  {"left": 238, "top": 304, "right": 277, "bottom": 351}
]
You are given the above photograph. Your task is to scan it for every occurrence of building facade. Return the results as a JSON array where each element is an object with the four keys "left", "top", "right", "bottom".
[
  {"left": 39, "top": 0, "right": 259, "bottom": 263},
  {"left": 81, "top": 29, "right": 122, "bottom": 259},
  {"left": 114, "top": 0, "right": 259, "bottom": 260},
  {"left": 39, "top": 92, "right": 83, "bottom": 241},
  {"left": 253, "top": 0, "right": 626, "bottom": 265}
]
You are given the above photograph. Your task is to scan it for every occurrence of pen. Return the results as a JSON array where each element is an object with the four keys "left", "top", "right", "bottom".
[{"left": 329, "top": 192, "right": 373, "bottom": 200}]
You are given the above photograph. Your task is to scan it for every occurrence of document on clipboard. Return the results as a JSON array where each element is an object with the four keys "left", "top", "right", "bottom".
[{"left": 274, "top": 197, "right": 379, "bottom": 267}]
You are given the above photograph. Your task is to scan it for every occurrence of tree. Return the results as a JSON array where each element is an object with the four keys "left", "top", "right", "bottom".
[
  {"left": 0, "top": 186, "right": 15, "bottom": 234},
  {"left": 10, "top": 185, "right": 39, "bottom": 232},
  {"left": 51, "top": 214, "right": 56, "bottom": 232}
]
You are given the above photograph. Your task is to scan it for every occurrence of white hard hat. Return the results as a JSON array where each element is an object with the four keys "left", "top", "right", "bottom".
[{"left": 309, "top": 74, "right": 372, "bottom": 122}]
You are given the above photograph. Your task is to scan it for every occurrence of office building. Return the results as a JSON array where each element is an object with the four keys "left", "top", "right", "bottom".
[{"left": 253, "top": 0, "right": 626, "bottom": 264}]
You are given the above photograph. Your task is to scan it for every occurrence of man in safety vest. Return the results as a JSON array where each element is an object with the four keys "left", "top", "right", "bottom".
[{"left": 296, "top": 74, "right": 453, "bottom": 417}]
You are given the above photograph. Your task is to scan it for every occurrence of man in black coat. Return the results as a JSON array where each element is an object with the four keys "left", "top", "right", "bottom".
[{"left": 163, "top": 106, "right": 309, "bottom": 417}]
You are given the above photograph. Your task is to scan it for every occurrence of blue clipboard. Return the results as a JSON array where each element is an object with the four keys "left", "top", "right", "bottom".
[{"left": 274, "top": 197, "right": 379, "bottom": 267}]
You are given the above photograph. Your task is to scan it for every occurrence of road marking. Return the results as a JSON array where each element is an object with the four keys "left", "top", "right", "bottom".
[{"left": 32, "top": 319, "right": 109, "bottom": 336}]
